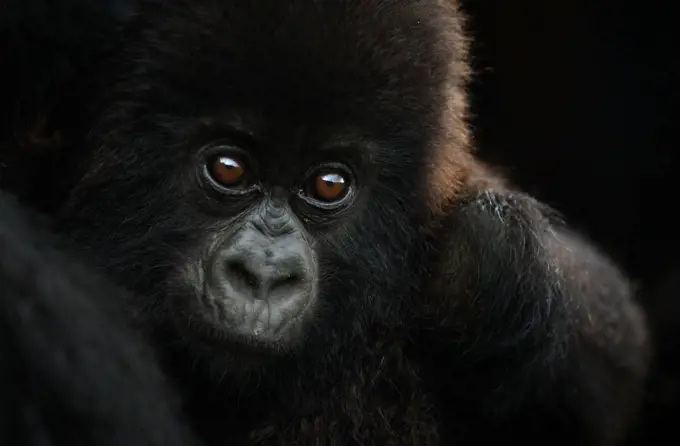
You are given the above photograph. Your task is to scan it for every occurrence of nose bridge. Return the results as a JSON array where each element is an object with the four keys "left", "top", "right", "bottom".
[
  {"left": 234, "top": 204, "right": 307, "bottom": 277},
  {"left": 253, "top": 196, "right": 294, "bottom": 237}
]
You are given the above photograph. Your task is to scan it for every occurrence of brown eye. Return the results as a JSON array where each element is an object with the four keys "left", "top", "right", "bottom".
[
  {"left": 210, "top": 156, "right": 245, "bottom": 187},
  {"left": 313, "top": 172, "right": 348, "bottom": 202}
]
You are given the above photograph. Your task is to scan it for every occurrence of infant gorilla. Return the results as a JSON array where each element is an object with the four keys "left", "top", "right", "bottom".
[{"left": 4, "top": 0, "right": 651, "bottom": 445}]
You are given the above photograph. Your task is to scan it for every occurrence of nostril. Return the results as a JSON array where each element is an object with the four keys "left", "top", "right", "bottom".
[
  {"left": 225, "top": 260, "right": 258, "bottom": 288},
  {"left": 270, "top": 273, "right": 303, "bottom": 291}
]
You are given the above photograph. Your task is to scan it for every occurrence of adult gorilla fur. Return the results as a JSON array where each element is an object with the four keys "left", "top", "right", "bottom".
[
  {"left": 0, "top": 193, "right": 198, "bottom": 446},
  {"left": 2, "top": 0, "right": 651, "bottom": 445},
  {"left": 1, "top": 3, "right": 193, "bottom": 444}
]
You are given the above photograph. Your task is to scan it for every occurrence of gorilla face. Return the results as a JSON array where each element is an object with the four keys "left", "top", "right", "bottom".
[
  {"left": 56, "top": 0, "right": 467, "bottom": 370},
  {"left": 176, "top": 139, "right": 325, "bottom": 350},
  {"left": 59, "top": 113, "right": 423, "bottom": 369},
  {"left": 165, "top": 130, "right": 366, "bottom": 355}
]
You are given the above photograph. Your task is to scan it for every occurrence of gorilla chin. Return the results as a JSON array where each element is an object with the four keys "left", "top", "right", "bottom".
[{"left": 186, "top": 290, "right": 318, "bottom": 358}]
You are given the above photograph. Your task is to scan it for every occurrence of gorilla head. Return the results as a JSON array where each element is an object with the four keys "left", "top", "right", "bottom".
[{"left": 56, "top": 0, "right": 471, "bottom": 375}]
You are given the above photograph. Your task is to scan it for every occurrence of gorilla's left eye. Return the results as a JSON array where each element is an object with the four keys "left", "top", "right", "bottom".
[
  {"left": 314, "top": 173, "right": 347, "bottom": 201},
  {"left": 301, "top": 165, "right": 353, "bottom": 207}
]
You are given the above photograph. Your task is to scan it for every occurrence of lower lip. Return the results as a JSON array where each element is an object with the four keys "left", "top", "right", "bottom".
[{"left": 190, "top": 327, "right": 286, "bottom": 357}]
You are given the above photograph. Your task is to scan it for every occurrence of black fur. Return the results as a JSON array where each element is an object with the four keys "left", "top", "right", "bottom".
[
  {"left": 417, "top": 191, "right": 649, "bottom": 444},
  {"left": 2, "top": 0, "right": 651, "bottom": 445},
  {"left": 0, "top": 192, "right": 198, "bottom": 446}
]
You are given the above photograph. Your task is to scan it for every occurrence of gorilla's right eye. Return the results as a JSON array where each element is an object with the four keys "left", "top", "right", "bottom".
[{"left": 206, "top": 155, "right": 247, "bottom": 188}]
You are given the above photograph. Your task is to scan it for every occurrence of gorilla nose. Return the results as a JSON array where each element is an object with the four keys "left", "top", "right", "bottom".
[{"left": 220, "top": 252, "right": 308, "bottom": 301}]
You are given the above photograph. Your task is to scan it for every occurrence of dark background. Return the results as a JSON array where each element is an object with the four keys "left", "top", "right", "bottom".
[{"left": 462, "top": 1, "right": 679, "bottom": 442}]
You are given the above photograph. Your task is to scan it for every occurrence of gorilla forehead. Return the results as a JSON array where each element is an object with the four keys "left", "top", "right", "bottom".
[{"left": 118, "top": 0, "right": 464, "bottom": 123}]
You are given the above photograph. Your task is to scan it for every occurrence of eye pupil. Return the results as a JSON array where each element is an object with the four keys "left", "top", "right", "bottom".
[
  {"left": 314, "top": 172, "right": 347, "bottom": 202},
  {"left": 211, "top": 156, "right": 245, "bottom": 186}
]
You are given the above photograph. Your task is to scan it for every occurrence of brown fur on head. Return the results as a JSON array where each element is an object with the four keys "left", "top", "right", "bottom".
[{"left": 420, "top": 0, "right": 478, "bottom": 215}]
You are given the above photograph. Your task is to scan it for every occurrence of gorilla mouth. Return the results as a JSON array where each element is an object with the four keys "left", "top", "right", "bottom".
[
  {"left": 182, "top": 316, "right": 293, "bottom": 358},
  {"left": 181, "top": 280, "right": 315, "bottom": 357}
]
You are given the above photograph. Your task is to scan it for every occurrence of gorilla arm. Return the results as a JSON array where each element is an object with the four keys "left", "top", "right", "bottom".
[{"left": 419, "top": 189, "right": 650, "bottom": 445}]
